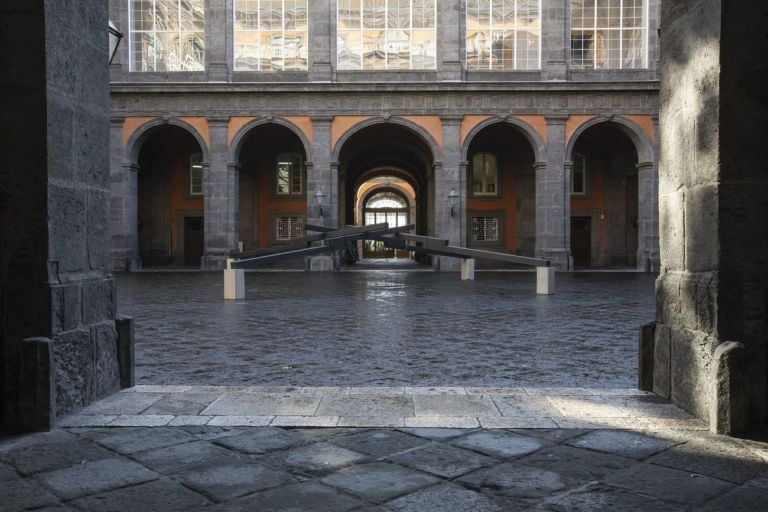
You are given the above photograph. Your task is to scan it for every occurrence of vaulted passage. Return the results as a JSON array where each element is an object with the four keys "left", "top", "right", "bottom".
[
  {"left": 137, "top": 125, "right": 205, "bottom": 267},
  {"left": 236, "top": 124, "right": 308, "bottom": 250},
  {"left": 569, "top": 123, "right": 639, "bottom": 268},
  {"left": 338, "top": 123, "right": 436, "bottom": 265},
  {"left": 464, "top": 122, "right": 536, "bottom": 262}
]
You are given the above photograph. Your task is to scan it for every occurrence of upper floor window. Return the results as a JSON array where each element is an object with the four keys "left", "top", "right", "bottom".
[
  {"left": 570, "top": 0, "right": 648, "bottom": 69},
  {"left": 129, "top": 0, "right": 205, "bottom": 72},
  {"left": 234, "top": 0, "right": 309, "bottom": 71},
  {"left": 337, "top": 0, "right": 437, "bottom": 70},
  {"left": 571, "top": 153, "right": 587, "bottom": 195},
  {"left": 276, "top": 152, "right": 304, "bottom": 195},
  {"left": 189, "top": 153, "right": 203, "bottom": 195},
  {"left": 466, "top": 0, "right": 541, "bottom": 70},
  {"left": 471, "top": 152, "right": 499, "bottom": 196}
]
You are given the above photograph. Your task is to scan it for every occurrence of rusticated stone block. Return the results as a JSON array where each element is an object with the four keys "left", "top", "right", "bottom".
[
  {"left": 51, "top": 283, "right": 81, "bottom": 333},
  {"left": 81, "top": 279, "right": 116, "bottom": 325},
  {"left": 710, "top": 341, "right": 749, "bottom": 435}
]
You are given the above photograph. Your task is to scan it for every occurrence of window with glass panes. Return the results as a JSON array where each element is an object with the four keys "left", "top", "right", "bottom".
[
  {"left": 129, "top": 0, "right": 205, "bottom": 71},
  {"left": 471, "top": 152, "right": 499, "bottom": 196},
  {"left": 275, "top": 215, "right": 305, "bottom": 240},
  {"left": 570, "top": 0, "right": 647, "bottom": 69},
  {"left": 337, "top": 0, "right": 437, "bottom": 70},
  {"left": 234, "top": 0, "right": 308, "bottom": 71},
  {"left": 466, "top": 0, "right": 541, "bottom": 70},
  {"left": 275, "top": 152, "right": 304, "bottom": 195},
  {"left": 571, "top": 153, "right": 587, "bottom": 195},
  {"left": 471, "top": 216, "right": 501, "bottom": 242},
  {"left": 189, "top": 153, "right": 203, "bottom": 195}
]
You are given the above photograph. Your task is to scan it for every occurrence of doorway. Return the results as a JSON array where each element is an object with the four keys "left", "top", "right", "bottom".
[
  {"left": 571, "top": 216, "right": 592, "bottom": 267},
  {"left": 183, "top": 217, "right": 204, "bottom": 267}
]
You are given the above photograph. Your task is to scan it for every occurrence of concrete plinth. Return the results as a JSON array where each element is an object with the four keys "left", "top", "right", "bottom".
[
  {"left": 536, "top": 267, "right": 555, "bottom": 295},
  {"left": 224, "top": 269, "right": 245, "bottom": 300},
  {"left": 460, "top": 259, "right": 475, "bottom": 280},
  {"left": 307, "top": 255, "right": 334, "bottom": 272}
]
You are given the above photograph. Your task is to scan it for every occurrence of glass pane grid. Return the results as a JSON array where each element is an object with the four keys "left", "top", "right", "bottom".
[
  {"left": 338, "top": 0, "right": 436, "bottom": 70},
  {"left": 466, "top": 0, "right": 541, "bottom": 70},
  {"left": 570, "top": 0, "right": 646, "bottom": 69},
  {"left": 234, "top": 0, "right": 308, "bottom": 71},
  {"left": 129, "top": 0, "right": 205, "bottom": 71}
]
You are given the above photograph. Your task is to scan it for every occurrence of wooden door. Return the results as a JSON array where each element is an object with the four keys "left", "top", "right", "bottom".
[{"left": 571, "top": 216, "right": 592, "bottom": 267}]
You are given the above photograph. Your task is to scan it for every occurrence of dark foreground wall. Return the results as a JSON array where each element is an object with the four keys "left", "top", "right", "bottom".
[
  {"left": 0, "top": 1, "right": 120, "bottom": 433},
  {"left": 655, "top": 0, "right": 768, "bottom": 433}
]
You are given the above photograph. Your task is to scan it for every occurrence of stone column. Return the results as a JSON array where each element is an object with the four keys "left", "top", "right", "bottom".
[
  {"left": 307, "top": 116, "right": 336, "bottom": 228},
  {"left": 110, "top": 117, "right": 139, "bottom": 270},
  {"left": 309, "top": 0, "right": 332, "bottom": 81},
  {"left": 438, "top": 0, "right": 462, "bottom": 81},
  {"left": 2, "top": 0, "right": 121, "bottom": 433},
  {"left": 433, "top": 116, "right": 462, "bottom": 270},
  {"left": 636, "top": 160, "right": 659, "bottom": 271},
  {"left": 535, "top": 115, "right": 570, "bottom": 269},
  {"left": 205, "top": 0, "right": 229, "bottom": 81},
  {"left": 541, "top": 0, "right": 568, "bottom": 81},
  {"left": 203, "top": 117, "right": 238, "bottom": 270},
  {"left": 654, "top": 0, "right": 768, "bottom": 434}
]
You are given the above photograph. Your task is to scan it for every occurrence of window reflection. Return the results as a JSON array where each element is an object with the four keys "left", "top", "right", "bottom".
[
  {"left": 466, "top": 0, "right": 541, "bottom": 70},
  {"left": 234, "top": 0, "right": 308, "bottom": 71},
  {"left": 571, "top": 0, "right": 647, "bottom": 69},
  {"left": 338, "top": 0, "right": 437, "bottom": 70},
  {"left": 130, "top": 0, "right": 205, "bottom": 72}
]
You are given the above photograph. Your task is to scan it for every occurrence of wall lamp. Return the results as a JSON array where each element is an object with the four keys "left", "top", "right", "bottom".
[
  {"left": 448, "top": 188, "right": 460, "bottom": 217},
  {"left": 314, "top": 188, "right": 327, "bottom": 217},
  {"left": 109, "top": 21, "right": 124, "bottom": 64}
]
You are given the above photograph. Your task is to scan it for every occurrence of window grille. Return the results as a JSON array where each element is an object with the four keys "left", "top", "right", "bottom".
[
  {"left": 275, "top": 215, "right": 304, "bottom": 240},
  {"left": 337, "top": 0, "right": 437, "bottom": 70},
  {"left": 466, "top": 0, "right": 541, "bottom": 70},
  {"left": 234, "top": 0, "right": 308, "bottom": 71},
  {"left": 472, "top": 216, "right": 501, "bottom": 242},
  {"left": 570, "top": 0, "right": 648, "bottom": 69},
  {"left": 129, "top": 0, "right": 205, "bottom": 72}
]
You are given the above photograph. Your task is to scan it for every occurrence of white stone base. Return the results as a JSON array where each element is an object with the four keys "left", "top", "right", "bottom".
[
  {"left": 536, "top": 267, "right": 556, "bottom": 295},
  {"left": 307, "top": 255, "right": 334, "bottom": 271},
  {"left": 460, "top": 259, "right": 475, "bottom": 280},
  {"left": 224, "top": 268, "right": 245, "bottom": 300}
]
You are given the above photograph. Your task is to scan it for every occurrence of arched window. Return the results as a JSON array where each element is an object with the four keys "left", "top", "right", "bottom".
[
  {"left": 471, "top": 152, "right": 499, "bottom": 196},
  {"left": 363, "top": 190, "right": 409, "bottom": 227},
  {"left": 275, "top": 152, "right": 304, "bottom": 195}
]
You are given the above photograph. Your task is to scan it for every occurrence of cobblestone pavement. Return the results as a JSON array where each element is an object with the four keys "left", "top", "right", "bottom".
[
  {"left": 116, "top": 271, "right": 656, "bottom": 387},
  {"left": 2, "top": 423, "right": 766, "bottom": 511}
]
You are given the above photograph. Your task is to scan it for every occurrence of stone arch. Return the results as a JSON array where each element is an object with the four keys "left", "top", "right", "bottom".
[
  {"left": 461, "top": 116, "right": 546, "bottom": 163},
  {"left": 124, "top": 117, "right": 210, "bottom": 165},
  {"left": 229, "top": 117, "right": 313, "bottom": 164},
  {"left": 331, "top": 116, "right": 442, "bottom": 164},
  {"left": 565, "top": 115, "right": 655, "bottom": 164}
]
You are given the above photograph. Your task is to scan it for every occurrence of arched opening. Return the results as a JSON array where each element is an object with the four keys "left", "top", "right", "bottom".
[
  {"left": 569, "top": 123, "right": 640, "bottom": 267},
  {"left": 136, "top": 124, "right": 205, "bottom": 268},
  {"left": 464, "top": 122, "right": 536, "bottom": 264},
  {"left": 338, "top": 122, "right": 436, "bottom": 265},
  {"left": 357, "top": 180, "right": 415, "bottom": 259},
  {"left": 237, "top": 124, "right": 308, "bottom": 251}
]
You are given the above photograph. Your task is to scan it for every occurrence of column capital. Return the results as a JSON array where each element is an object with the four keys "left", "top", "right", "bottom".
[
  {"left": 534, "top": 161, "right": 548, "bottom": 171},
  {"left": 110, "top": 116, "right": 125, "bottom": 126},
  {"left": 460, "top": 161, "right": 469, "bottom": 170},
  {"left": 226, "top": 162, "right": 241, "bottom": 171},
  {"left": 636, "top": 161, "right": 655, "bottom": 171},
  {"left": 207, "top": 116, "right": 230, "bottom": 127},
  {"left": 544, "top": 113, "right": 569, "bottom": 124},
  {"left": 122, "top": 162, "right": 140, "bottom": 172},
  {"left": 330, "top": 161, "right": 340, "bottom": 168},
  {"left": 312, "top": 116, "right": 335, "bottom": 124},
  {"left": 440, "top": 115, "right": 463, "bottom": 125}
]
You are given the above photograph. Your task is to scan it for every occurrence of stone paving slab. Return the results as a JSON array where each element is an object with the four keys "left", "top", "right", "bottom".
[
  {"left": 61, "top": 386, "right": 706, "bottom": 430},
  {"left": 1, "top": 424, "right": 766, "bottom": 511}
]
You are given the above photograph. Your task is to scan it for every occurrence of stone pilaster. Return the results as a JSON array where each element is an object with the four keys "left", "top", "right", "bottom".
[
  {"left": 203, "top": 117, "right": 237, "bottom": 270},
  {"left": 307, "top": 116, "right": 336, "bottom": 228},
  {"left": 110, "top": 117, "right": 139, "bottom": 270},
  {"left": 432, "top": 116, "right": 461, "bottom": 270},
  {"left": 309, "top": 0, "right": 332, "bottom": 81},
  {"left": 541, "top": 0, "right": 567, "bottom": 80},
  {"left": 636, "top": 160, "right": 659, "bottom": 271},
  {"left": 438, "top": 0, "right": 462, "bottom": 81},
  {"left": 535, "top": 115, "right": 570, "bottom": 269},
  {"left": 205, "top": 0, "right": 229, "bottom": 81}
]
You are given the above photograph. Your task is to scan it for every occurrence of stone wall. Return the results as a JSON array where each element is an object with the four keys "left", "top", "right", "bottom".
[
  {"left": 655, "top": 0, "right": 768, "bottom": 433},
  {"left": 0, "top": 0, "right": 121, "bottom": 433}
]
